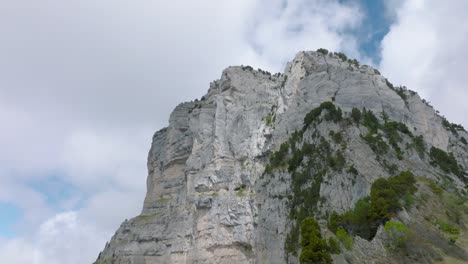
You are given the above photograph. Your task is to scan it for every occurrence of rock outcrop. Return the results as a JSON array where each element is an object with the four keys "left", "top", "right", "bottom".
[{"left": 95, "top": 51, "right": 468, "bottom": 264}]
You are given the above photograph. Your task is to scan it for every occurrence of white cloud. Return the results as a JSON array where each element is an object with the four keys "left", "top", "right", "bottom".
[
  {"left": 0, "top": 211, "right": 111, "bottom": 264},
  {"left": 380, "top": 0, "right": 468, "bottom": 127},
  {"left": 246, "top": 0, "right": 366, "bottom": 70}
]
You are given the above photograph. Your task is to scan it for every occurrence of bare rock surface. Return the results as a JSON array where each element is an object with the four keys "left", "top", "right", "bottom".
[{"left": 95, "top": 51, "right": 467, "bottom": 264}]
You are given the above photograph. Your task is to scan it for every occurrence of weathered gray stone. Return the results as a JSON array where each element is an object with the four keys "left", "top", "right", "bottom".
[{"left": 94, "top": 51, "right": 467, "bottom": 264}]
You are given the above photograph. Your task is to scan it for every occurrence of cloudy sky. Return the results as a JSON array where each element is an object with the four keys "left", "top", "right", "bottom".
[{"left": 1, "top": 0, "right": 467, "bottom": 263}]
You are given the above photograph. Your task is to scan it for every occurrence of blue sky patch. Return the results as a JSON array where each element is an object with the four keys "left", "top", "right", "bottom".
[
  {"left": 356, "top": 0, "right": 391, "bottom": 63},
  {"left": 28, "top": 175, "right": 82, "bottom": 211},
  {"left": 0, "top": 203, "right": 22, "bottom": 238}
]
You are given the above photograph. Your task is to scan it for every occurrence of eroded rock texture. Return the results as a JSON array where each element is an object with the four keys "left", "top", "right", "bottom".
[{"left": 95, "top": 51, "right": 467, "bottom": 264}]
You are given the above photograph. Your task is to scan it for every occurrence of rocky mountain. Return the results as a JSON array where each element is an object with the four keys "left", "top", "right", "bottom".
[{"left": 94, "top": 50, "right": 468, "bottom": 264}]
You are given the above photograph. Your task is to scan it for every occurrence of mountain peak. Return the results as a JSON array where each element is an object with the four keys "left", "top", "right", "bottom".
[{"left": 95, "top": 50, "right": 468, "bottom": 264}]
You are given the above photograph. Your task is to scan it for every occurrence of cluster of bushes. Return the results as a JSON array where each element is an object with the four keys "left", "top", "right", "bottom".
[
  {"left": 425, "top": 178, "right": 466, "bottom": 226},
  {"left": 347, "top": 165, "right": 358, "bottom": 175},
  {"left": 461, "top": 137, "right": 467, "bottom": 145},
  {"left": 335, "top": 227, "right": 353, "bottom": 250},
  {"left": 327, "top": 237, "right": 341, "bottom": 254},
  {"left": 299, "top": 217, "right": 332, "bottom": 263},
  {"left": 316, "top": 49, "right": 359, "bottom": 67},
  {"left": 264, "top": 103, "right": 349, "bottom": 256},
  {"left": 317, "top": 48, "right": 329, "bottom": 55},
  {"left": 382, "top": 121, "right": 412, "bottom": 159},
  {"left": 442, "top": 118, "right": 466, "bottom": 136},
  {"left": 361, "top": 108, "right": 380, "bottom": 133},
  {"left": 266, "top": 142, "right": 290, "bottom": 171},
  {"left": 429, "top": 146, "right": 463, "bottom": 178},
  {"left": 263, "top": 112, "right": 276, "bottom": 127},
  {"left": 352, "top": 107, "right": 426, "bottom": 160},
  {"left": 412, "top": 135, "right": 426, "bottom": 158},
  {"left": 188, "top": 102, "right": 203, "bottom": 114},
  {"left": 442, "top": 192, "right": 466, "bottom": 225},
  {"left": 348, "top": 58, "right": 359, "bottom": 67},
  {"left": 383, "top": 79, "right": 414, "bottom": 105},
  {"left": 328, "top": 171, "right": 417, "bottom": 240},
  {"left": 240, "top": 65, "right": 254, "bottom": 71},
  {"left": 303, "top": 101, "right": 343, "bottom": 129},
  {"left": 257, "top": 68, "right": 271, "bottom": 76},
  {"left": 370, "top": 171, "right": 417, "bottom": 221},
  {"left": 383, "top": 160, "right": 398, "bottom": 175},
  {"left": 281, "top": 75, "right": 288, "bottom": 88},
  {"left": 436, "top": 220, "right": 460, "bottom": 236},
  {"left": 334, "top": 52, "right": 348, "bottom": 62},
  {"left": 350, "top": 107, "right": 361, "bottom": 124},
  {"left": 362, "top": 133, "right": 389, "bottom": 156},
  {"left": 384, "top": 221, "right": 412, "bottom": 250},
  {"left": 297, "top": 217, "right": 352, "bottom": 263},
  {"left": 329, "top": 131, "right": 343, "bottom": 144},
  {"left": 328, "top": 151, "right": 346, "bottom": 171}
]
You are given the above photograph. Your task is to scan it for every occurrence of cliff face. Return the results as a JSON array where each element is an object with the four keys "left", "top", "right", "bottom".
[{"left": 95, "top": 51, "right": 468, "bottom": 264}]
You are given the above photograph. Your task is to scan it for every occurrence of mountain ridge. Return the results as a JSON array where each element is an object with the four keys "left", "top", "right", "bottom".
[{"left": 95, "top": 49, "right": 467, "bottom": 264}]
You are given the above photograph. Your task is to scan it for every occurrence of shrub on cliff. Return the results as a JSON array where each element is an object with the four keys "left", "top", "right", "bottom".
[{"left": 300, "top": 217, "right": 332, "bottom": 264}]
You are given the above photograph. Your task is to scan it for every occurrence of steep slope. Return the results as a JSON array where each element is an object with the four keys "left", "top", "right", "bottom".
[{"left": 95, "top": 50, "right": 468, "bottom": 264}]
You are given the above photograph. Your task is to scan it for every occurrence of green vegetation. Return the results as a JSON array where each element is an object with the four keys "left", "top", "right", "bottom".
[
  {"left": 303, "top": 101, "right": 342, "bottom": 129},
  {"left": 348, "top": 58, "right": 359, "bottom": 67},
  {"left": 263, "top": 102, "right": 348, "bottom": 256},
  {"left": 412, "top": 135, "right": 426, "bottom": 158},
  {"left": 328, "top": 198, "right": 374, "bottom": 240},
  {"left": 281, "top": 75, "right": 288, "bottom": 88},
  {"left": 235, "top": 185, "right": 247, "bottom": 197},
  {"left": 336, "top": 227, "right": 353, "bottom": 250},
  {"left": 423, "top": 179, "right": 467, "bottom": 225},
  {"left": 461, "top": 137, "right": 467, "bottom": 145},
  {"left": 428, "top": 181, "right": 443, "bottom": 195},
  {"left": 351, "top": 107, "right": 362, "bottom": 124},
  {"left": 362, "top": 133, "right": 389, "bottom": 156},
  {"left": 382, "top": 121, "right": 412, "bottom": 160},
  {"left": 330, "top": 131, "right": 343, "bottom": 144},
  {"left": 135, "top": 212, "right": 161, "bottom": 222},
  {"left": 429, "top": 147, "right": 463, "bottom": 178},
  {"left": 156, "top": 197, "right": 170, "bottom": 203},
  {"left": 383, "top": 160, "right": 398, "bottom": 174},
  {"left": 327, "top": 237, "right": 341, "bottom": 254},
  {"left": 395, "top": 88, "right": 408, "bottom": 102},
  {"left": 334, "top": 52, "right": 348, "bottom": 62},
  {"left": 432, "top": 219, "right": 460, "bottom": 244},
  {"left": 384, "top": 221, "right": 412, "bottom": 249},
  {"left": 268, "top": 142, "right": 290, "bottom": 169},
  {"left": 442, "top": 193, "right": 467, "bottom": 225},
  {"left": 241, "top": 65, "right": 254, "bottom": 71},
  {"left": 435, "top": 220, "right": 460, "bottom": 236},
  {"left": 263, "top": 112, "right": 276, "bottom": 127},
  {"left": 299, "top": 217, "right": 332, "bottom": 264},
  {"left": 347, "top": 165, "right": 358, "bottom": 175},
  {"left": 328, "top": 172, "right": 417, "bottom": 240},
  {"left": 361, "top": 108, "right": 380, "bottom": 133},
  {"left": 329, "top": 151, "right": 346, "bottom": 171},
  {"left": 357, "top": 108, "right": 427, "bottom": 160},
  {"left": 265, "top": 103, "right": 438, "bottom": 256},
  {"left": 384, "top": 79, "right": 408, "bottom": 103},
  {"left": 442, "top": 117, "right": 466, "bottom": 135},
  {"left": 317, "top": 48, "right": 329, "bottom": 55},
  {"left": 385, "top": 79, "right": 394, "bottom": 89},
  {"left": 370, "top": 171, "right": 417, "bottom": 221}
]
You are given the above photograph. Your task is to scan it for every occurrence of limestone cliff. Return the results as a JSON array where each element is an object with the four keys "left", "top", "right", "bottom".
[{"left": 95, "top": 51, "right": 468, "bottom": 264}]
